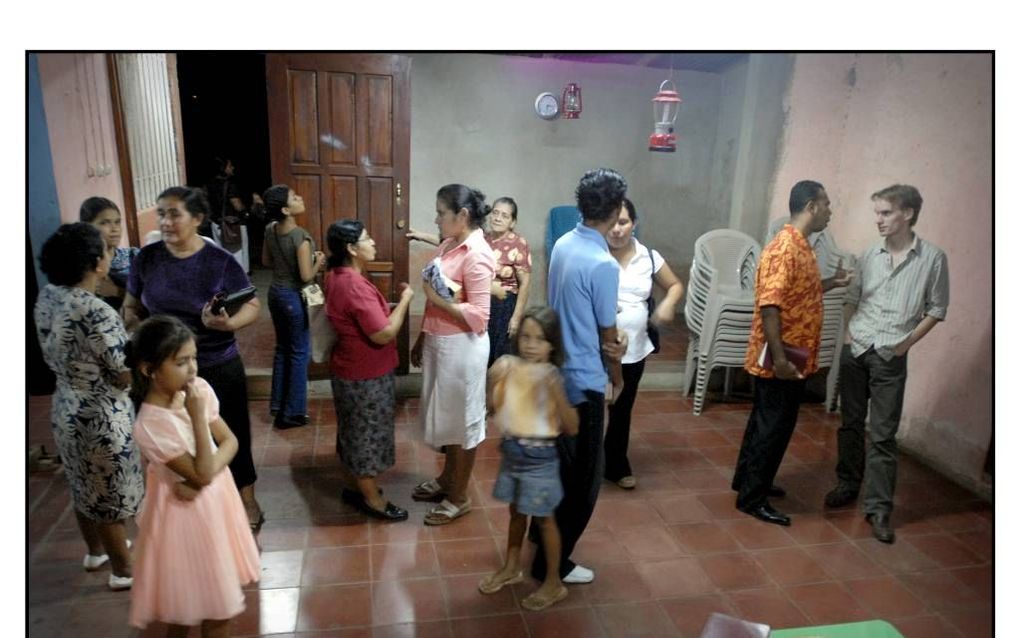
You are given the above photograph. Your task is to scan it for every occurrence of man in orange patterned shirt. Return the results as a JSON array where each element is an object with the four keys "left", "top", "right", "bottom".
[{"left": 732, "top": 181, "right": 852, "bottom": 526}]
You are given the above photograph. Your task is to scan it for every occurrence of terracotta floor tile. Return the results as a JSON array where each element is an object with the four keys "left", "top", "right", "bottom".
[
  {"left": 614, "top": 524, "right": 686, "bottom": 560},
  {"left": 371, "top": 578, "right": 448, "bottom": 626},
  {"left": 904, "top": 533, "right": 985, "bottom": 569},
  {"left": 595, "top": 601, "right": 681, "bottom": 637},
  {"left": 577, "top": 562, "right": 654, "bottom": 605},
  {"left": 64, "top": 598, "right": 135, "bottom": 638},
  {"left": 751, "top": 547, "right": 830, "bottom": 586},
  {"left": 782, "top": 518, "right": 848, "bottom": 546},
  {"left": 783, "top": 581, "right": 871, "bottom": 625},
  {"left": 698, "top": 552, "right": 771, "bottom": 591},
  {"left": 843, "top": 575, "right": 928, "bottom": 618},
  {"left": 696, "top": 492, "right": 745, "bottom": 520},
  {"left": 591, "top": 499, "right": 665, "bottom": 531},
  {"left": 301, "top": 546, "right": 372, "bottom": 586},
  {"left": 699, "top": 444, "right": 741, "bottom": 468},
  {"left": 804, "top": 542, "right": 886, "bottom": 580},
  {"left": 427, "top": 508, "right": 496, "bottom": 541},
  {"left": 670, "top": 521, "right": 742, "bottom": 555},
  {"left": 852, "top": 537, "right": 941, "bottom": 574},
  {"left": 233, "top": 587, "right": 301, "bottom": 636},
  {"left": 657, "top": 448, "right": 714, "bottom": 470},
  {"left": 297, "top": 584, "right": 373, "bottom": 631},
  {"left": 649, "top": 494, "right": 714, "bottom": 525},
  {"left": 722, "top": 518, "right": 798, "bottom": 550},
  {"left": 940, "top": 606, "right": 994, "bottom": 638},
  {"left": 671, "top": 467, "right": 733, "bottom": 493},
  {"left": 954, "top": 526, "right": 992, "bottom": 561},
  {"left": 449, "top": 613, "right": 528, "bottom": 638},
  {"left": 306, "top": 516, "right": 372, "bottom": 548},
  {"left": 890, "top": 614, "right": 965, "bottom": 638},
  {"left": 726, "top": 587, "right": 811, "bottom": 631},
  {"left": 371, "top": 621, "right": 453, "bottom": 638},
  {"left": 524, "top": 607, "right": 607, "bottom": 638},
  {"left": 658, "top": 594, "right": 738, "bottom": 636},
  {"left": 636, "top": 557, "right": 715, "bottom": 598},
  {"left": 256, "top": 550, "right": 305, "bottom": 589},
  {"left": 949, "top": 564, "right": 993, "bottom": 602},
  {"left": 572, "top": 528, "right": 632, "bottom": 567},
  {"left": 442, "top": 573, "right": 520, "bottom": 619},
  {"left": 371, "top": 542, "right": 439, "bottom": 581},
  {"left": 434, "top": 538, "right": 503, "bottom": 576},
  {"left": 897, "top": 570, "right": 988, "bottom": 612}
]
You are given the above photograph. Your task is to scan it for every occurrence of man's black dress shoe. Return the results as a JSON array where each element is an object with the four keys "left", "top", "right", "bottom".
[
  {"left": 866, "top": 513, "right": 895, "bottom": 544},
  {"left": 768, "top": 485, "right": 786, "bottom": 498},
  {"left": 358, "top": 500, "right": 409, "bottom": 522},
  {"left": 739, "top": 502, "right": 791, "bottom": 526},
  {"left": 824, "top": 484, "right": 859, "bottom": 508}
]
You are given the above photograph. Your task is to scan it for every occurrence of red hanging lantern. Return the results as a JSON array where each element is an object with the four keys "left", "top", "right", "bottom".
[
  {"left": 562, "top": 83, "right": 582, "bottom": 119},
  {"left": 649, "top": 79, "right": 682, "bottom": 152}
]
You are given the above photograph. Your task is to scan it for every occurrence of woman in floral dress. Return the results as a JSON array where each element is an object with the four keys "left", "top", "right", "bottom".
[{"left": 34, "top": 222, "right": 144, "bottom": 590}]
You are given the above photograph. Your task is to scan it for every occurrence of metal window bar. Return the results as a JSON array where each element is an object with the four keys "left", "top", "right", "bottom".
[{"left": 114, "top": 53, "right": 180, "bottom": 210}]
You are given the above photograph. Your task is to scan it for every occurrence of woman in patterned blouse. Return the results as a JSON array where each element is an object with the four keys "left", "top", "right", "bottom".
[{"left": 34, "top": 223, "right": 144, "bottom": 590}]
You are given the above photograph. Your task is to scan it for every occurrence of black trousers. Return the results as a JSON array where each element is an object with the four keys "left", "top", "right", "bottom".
[
  {"left": 487, "top": 293, "right": 517, "bottom": 367},
  {"left": 530, "top": 390, "right": 605, "bottom": 580},
  {"left": 732, "top": 376, "right": 805, "bottom": 510},
  {"left": 836, "top": 345, "right": 908, "bottom": 516},
  {"left": 199, "top": 354, "right": 258, "bottom": 489},
  {"left": 604, "top": 359, "right": 646, "bottom": 481}
]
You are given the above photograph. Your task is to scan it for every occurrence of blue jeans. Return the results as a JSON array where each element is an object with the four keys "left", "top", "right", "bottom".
[{"left": 268, "top": 284, "right": 310, "bottom": 419}]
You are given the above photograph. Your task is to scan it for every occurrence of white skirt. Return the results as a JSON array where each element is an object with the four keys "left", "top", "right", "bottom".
[{"left": 419, "top": 332, "right": 489, "bottom": 450}]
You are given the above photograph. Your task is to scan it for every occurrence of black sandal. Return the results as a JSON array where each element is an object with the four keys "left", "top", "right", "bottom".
[{"left": 249, "top": 510, "right": 266, "bottom": 533}]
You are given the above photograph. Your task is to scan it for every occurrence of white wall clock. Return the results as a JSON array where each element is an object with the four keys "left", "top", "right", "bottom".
[{"left": 534, "top": 92, "right": 560, "bottom": 120}]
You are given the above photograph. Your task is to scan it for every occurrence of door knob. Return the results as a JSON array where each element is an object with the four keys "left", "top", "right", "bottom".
[{"left": 396, "top": 219, "right": 406, "bottom": 229}]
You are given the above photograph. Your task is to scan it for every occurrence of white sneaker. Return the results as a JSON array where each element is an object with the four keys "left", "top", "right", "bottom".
[
  {"left": 83, "top": 553, "right": 109, "bottom": 571},
  {"left": 83, "top": 539, "right": 132, "bottom": 571},
  {"left": 563, "top": 564, "right": 595, "bottom": 584},
  {"left": 108, "top": 574, "right": 133, "bottom": 591}
]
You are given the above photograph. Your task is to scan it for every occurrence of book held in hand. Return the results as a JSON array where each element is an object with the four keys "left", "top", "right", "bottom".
[{"left": 757, "top": 341, "right": 809, "bottom": 373}]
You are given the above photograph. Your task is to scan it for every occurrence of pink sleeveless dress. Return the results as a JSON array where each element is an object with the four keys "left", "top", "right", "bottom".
[{"left": 129, "top": 377, "right": 260, "bottom": 628}]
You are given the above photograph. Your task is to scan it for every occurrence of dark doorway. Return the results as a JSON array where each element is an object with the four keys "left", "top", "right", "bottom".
[{"left": 176, "top": 53, "right": 272, "bottom": 209}]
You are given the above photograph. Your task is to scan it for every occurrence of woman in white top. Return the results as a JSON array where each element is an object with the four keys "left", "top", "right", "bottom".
[{"left": 604, "top": 198, "right": 684, "bottom": 489}]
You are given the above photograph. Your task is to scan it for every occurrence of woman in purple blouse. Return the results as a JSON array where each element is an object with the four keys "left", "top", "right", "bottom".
[{"left": 122, "top": 186, "right": 265, "bottom": 531}]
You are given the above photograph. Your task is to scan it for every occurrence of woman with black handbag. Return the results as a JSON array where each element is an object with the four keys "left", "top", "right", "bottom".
[
  {"left": 262, "top": 184, "right": 325, "bottom": 429},
  {"left": 604, "top": 198, "right": 684, "bottom": 490}
]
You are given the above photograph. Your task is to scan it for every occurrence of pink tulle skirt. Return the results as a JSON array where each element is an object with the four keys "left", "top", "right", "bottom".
[{"left": 129, "top": 467, "right": 260, "bottom": 628}]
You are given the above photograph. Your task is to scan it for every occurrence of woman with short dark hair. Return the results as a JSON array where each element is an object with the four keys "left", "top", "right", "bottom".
[
  {"left": 35, "top": 222, "right": 144, "bottom": 591},
  {"left": 325, "top": 219, "right": 414, "bottom": 520}
]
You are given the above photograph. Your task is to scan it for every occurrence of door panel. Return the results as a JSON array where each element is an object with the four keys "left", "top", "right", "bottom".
[{"left": 268, "top": 53, "right": 411, "bottom": 373}]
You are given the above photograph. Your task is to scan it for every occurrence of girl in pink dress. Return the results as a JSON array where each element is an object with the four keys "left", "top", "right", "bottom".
[{"left": 126, "top": 315, "right": 260, "bottom": 637}]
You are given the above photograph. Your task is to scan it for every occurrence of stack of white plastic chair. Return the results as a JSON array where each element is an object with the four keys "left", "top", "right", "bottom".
[
  {"left": 822, "top": 248, "right": 851, "bottom": 411},
  {"left": 683, "top": 229, "right": 761, "bottom": 415}
]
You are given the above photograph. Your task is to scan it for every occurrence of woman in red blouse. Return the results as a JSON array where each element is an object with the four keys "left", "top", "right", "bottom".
[
  {"left": 485, "top": 197, "right": 532, "bottom": 366},
  {"left": 410, "top": 185, "right": 497, "bottom": 526},
  {"left": 324, "top": 219, "right": 414, "bottom": 521}
]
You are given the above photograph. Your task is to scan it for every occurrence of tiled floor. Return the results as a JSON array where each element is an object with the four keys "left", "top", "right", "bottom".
[{"left": 27, "top": 392, "right": 992, "bottom": 637}]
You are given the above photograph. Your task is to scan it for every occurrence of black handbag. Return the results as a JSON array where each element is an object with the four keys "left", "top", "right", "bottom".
[{"left": 645, "top": 246, "right": 660, "bottom": 354}]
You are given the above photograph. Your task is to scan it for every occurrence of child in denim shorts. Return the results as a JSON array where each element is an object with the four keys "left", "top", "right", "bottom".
[{"left": 478, "top": 307, "right": 579, "bottom": 611}]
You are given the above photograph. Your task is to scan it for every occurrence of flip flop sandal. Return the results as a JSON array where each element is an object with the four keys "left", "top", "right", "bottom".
[
  {"left": 478, "top": 570, "right": 524, "bottom": 594},
  {"left": 423, "top": 498, "right": 472, "bottom": 526},
  {"left": 249, "top": 510, "right": 266, "bottom": 533},
  {"left": 521, "top": 586, "right": 569, "bottom": 611},
  {"left": 411, "top": 478, "right": 447, "bottom": 502}
]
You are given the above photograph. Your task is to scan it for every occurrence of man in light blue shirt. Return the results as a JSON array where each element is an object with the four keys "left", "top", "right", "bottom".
[{"left": 530, "top": 168, "right": 628, "bottom": 588}]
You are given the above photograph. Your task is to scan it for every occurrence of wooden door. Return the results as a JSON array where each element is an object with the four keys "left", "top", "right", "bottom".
[{"left": 267, "top": 54, "right": 411, "bottom": 373}]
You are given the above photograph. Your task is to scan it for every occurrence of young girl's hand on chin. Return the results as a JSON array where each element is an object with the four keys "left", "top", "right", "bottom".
[{"left": 183, "top": 378, "right": 206, "bottom": 419}]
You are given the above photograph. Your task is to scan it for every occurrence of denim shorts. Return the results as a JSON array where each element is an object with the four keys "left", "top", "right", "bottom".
[{"left": 492, "top": 438, "right": 563, "bottom": 517}]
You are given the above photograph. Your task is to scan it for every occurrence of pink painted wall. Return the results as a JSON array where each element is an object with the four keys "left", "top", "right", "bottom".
[
  {"left": 36, "top": 54, "right": 127, "bottom": 243},
  {"left": 767, "top": 53, "right": 992, "bottom": 488}
]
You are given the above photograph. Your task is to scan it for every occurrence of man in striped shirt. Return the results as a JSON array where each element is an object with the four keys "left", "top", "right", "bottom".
[{"left": 824, "top": 184, "right": 950, "bottom": 544}]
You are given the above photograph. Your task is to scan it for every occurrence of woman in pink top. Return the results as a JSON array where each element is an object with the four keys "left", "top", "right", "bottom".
[{"left": 410, "top": 184, "right": 496, "bottom": 525}]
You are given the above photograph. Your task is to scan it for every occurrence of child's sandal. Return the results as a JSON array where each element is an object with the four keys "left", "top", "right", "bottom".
[
  {"left": 478, "top": 570, "right": 524, "bottom": 594},
  {"left": 521, "top": 586, "right": 569, "bottom": 611}
]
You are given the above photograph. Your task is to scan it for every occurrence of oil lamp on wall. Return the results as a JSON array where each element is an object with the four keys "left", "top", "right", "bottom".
[
  {"left": 649, "top": 79, "right": 682, "bottom": 152},
  {"left": 561, "top": 83, "right": 582, "bottom": 119}
]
